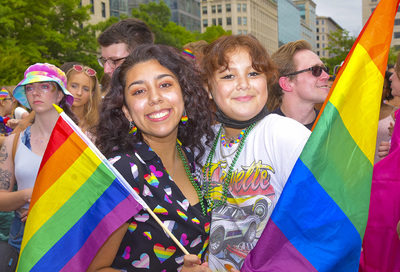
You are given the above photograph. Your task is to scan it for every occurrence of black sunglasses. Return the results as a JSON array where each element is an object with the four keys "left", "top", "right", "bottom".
[{"left": 283, "top": 66, "right": 329, "bottom": 77}]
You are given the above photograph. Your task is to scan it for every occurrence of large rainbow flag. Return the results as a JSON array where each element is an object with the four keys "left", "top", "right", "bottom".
[
  {"left": 17, "top": 105, "right": 148, "bottom": 271},
  {"left": 241, "top": 0, "right": 400, "bottom": 271}
]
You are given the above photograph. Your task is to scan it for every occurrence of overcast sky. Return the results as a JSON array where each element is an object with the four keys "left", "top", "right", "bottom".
[{"left": 314, "top": 0, "right": 363, "bottom": 37}]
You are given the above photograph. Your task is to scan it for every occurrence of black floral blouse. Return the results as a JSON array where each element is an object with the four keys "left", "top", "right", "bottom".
[{"left": 108, "top": 141, "right": 210, "bottom": 271}]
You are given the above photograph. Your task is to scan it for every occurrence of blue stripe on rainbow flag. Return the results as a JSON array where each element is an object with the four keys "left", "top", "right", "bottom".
[{"left": 272, "top": 159, "right": 362, "bottom": 271}]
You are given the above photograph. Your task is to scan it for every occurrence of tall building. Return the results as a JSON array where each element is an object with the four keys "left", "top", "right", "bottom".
[
  {"left": 200, "top": 0, "right": 279, "bottom": 54},
  {"left": 362, "top": 0, "right": 400, "bottom": 48},
  {"left": 82, "top": 0, "right": 111, "bottom": 25},
  {"left": 277, "top": 0, "right": 301, "bottom": 47},
  {"left": 112, "top": 0, "right": 201, "bottom": 32},
  {"left": 293, "top": 0, "right": 317, "bottom": 49},
  {"left": 316, "top": 16, "right": 342, "bottom": 58},
  {"left": 110, "top": 0, "right": 130, "bottom": 18}
]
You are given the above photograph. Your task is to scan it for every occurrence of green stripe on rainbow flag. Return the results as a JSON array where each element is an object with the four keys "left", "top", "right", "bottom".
[{"left": 301, "top": 101, "right": 373, "bottom": 237}]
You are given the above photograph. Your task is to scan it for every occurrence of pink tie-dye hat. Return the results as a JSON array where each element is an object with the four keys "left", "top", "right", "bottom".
[{"left": 13, "top": 63, "right": 74, "bottom": 109}]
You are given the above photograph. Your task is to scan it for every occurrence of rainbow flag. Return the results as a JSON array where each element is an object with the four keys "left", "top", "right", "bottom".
[
  {"left": 241, "top": 0, "right": 399, "bottom": 271},
  {"left": 17, "top": 105, "right": 148, "bottom": 272}
]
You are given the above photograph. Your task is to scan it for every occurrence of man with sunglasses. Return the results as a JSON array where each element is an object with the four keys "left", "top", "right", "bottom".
[
  {"left": 97, "top": 18, "right": 154, "bottom": 77},
  {"left": 269, "top": 40, "right": 330, "bottom": 130}
]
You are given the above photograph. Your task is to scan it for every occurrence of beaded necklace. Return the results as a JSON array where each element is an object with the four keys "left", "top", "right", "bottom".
[
  {"left": 220, "top": 127, "right": 246, "bottom": 147},
  {"left": 176, "top": 141, "right": 207, "bottom": 216},
  {"left": 202, "top": 122, "right": 257, "bottom": 210}
]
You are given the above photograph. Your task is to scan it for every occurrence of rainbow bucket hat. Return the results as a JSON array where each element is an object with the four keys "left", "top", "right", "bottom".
[{"left": 13, "top": 63, "right": 74, "bottom": 109}]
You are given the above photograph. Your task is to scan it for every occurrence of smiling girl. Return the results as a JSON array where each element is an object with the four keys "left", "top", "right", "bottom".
[
  {"left": 196, "top": 35, "right": 311, "bottom": 271},
  {"left": 89, "top": 44, "right": 215, "bottom": 272}
]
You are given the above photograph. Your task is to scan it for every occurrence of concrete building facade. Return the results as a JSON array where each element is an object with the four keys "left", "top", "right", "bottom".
[
  {"left": 277, "top": 0, "right": 301, "bottom": 47},
  {"left": 293, "top": 0, "right": 317, "bottom": 49},
  {"left": 200, "top": 0, "right": 279, "bottom": 54},
  {"left": 82, "top": 0, "right": 111, "bottom": 25},
  {"left": 110, "top": 0, "right": 202, "bottom": 32},
  {"left": 316, "top": 16, "right": 342, "bottom": 58}
]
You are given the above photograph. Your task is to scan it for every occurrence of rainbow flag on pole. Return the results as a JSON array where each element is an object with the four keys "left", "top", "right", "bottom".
[
  {"left": 17, "top": 105, "right": 148, "bottom": 272},
  {"left": 242, "top": 0, "right": 400, "bottom": 271}
]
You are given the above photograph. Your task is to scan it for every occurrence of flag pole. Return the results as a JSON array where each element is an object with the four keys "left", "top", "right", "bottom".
[{"left": 53, "top": 105, "right": 190, "bottom": 255}]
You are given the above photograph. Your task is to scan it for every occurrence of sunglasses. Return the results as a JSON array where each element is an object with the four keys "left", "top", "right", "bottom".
[
  {"left": 283, "top": 66, "right": 329, "bottom": 77},
  {"left": 97, "top": 56, "right": 127, "bottom": 69},
  {"left": 73, "top": 65, "right": 97, "bottom": 76}
]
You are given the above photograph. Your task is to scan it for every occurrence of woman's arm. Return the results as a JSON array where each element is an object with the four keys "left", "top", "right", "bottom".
[
  {"left": 87, "top": 222, "right": 129, "bottom": 272},
  {"left": 0, "top": 134, "right": 31, "bottom": 212}
]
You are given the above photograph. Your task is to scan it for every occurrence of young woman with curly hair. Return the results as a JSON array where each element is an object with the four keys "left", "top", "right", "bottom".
[{"left": 89, "top": 44, "right": 215, "bottom": 272}]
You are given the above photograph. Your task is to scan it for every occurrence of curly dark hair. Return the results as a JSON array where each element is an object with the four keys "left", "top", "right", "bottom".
[{"left": 95, "top": 44, "right": 215, "bottom": 163}]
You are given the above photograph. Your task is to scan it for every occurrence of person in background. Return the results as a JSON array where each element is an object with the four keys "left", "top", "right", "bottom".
[
  {"left": 375, "top": 71, "right": 397, "bottom": 163},
  {"left": 0, "top": 63, "right": 77, "bottom": 251},
  {"left": 89, "top": 44, "right": 215, "bottom": 271},
  {"left": 182, "top": 40, "right": 208, "bottom": 69},
  {"left": 181, "top": 40, "right": 217, "bottom": 118},
  {"left": 191, "top": 35, "right": 310, "bottom": 271},
  {"left": 386, "top": 64, "right": 400, "bottom": 109},
  {"left": 64, "top": 63, "right": 101, "bottom": 135},
  {"left": 0, "top": 86, "right": 29, "bottom": 132},
  {"left": 97, "top": 18, "right": 154, "bottom": 78},
  {"left": 268, "top": 40, "right": 330, "bottom": 130},
  {"left": 0, "top": 88, "right": 14, "bottom": 137}
]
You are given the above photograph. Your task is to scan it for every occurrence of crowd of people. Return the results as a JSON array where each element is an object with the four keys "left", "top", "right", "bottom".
[{"left": 0, "top": 17, "right": 398, "bottom": 272}]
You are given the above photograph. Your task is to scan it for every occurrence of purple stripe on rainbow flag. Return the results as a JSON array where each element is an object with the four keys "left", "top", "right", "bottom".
[
  {"left": 28, "top": 179, "right": 138, "bottom": 271},
  {"left": 61, "top": 195, "right": 142, "bottom": 271},
  {"left": 244, "top": 219, "right": 316, "bottom": 272},
  {"left": 243, "top": 158, "right": 361, "bottom": 272}
]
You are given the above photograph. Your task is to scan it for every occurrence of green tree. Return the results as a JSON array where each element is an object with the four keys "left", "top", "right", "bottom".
[
  {"left": 387, "top": 46, "right": 400, "bottom": 67},
  {"left": 131, "top": 0, "right": 194, "bottom": 48},
  {"left": 198, "top": 25, "right": 231, "bottom": 44},
  {"left": 322, "top": 29, "right": 356, "bottom": 75},
  {"left": 130, "top": 1, "right": 229, "bottom": 49},
  {"left": 0, "top": 0, "right": 98, "bottom": 85}
]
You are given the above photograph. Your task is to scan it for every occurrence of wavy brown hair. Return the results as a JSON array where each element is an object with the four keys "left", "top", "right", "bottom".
[{"left": 95, "top": 44, "right": 215, "bottom": 162}]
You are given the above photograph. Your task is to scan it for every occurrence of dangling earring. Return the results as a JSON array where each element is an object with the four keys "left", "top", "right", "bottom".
[
  {"left": 181, "top": 110, "right": 188, "bottom": 124},
  {"left": 129, "top": 121, "right": 137, "bottom": 135}
]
